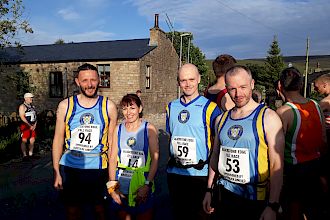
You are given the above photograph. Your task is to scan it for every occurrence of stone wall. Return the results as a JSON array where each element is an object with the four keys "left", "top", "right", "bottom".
[{"left": 140, "top": 27, "right": 178, "bottom": 115}]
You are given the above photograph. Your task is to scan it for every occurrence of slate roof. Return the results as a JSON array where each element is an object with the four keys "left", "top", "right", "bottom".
[{"left": 0, "top": 39, "right": 156, "bottom": 64}]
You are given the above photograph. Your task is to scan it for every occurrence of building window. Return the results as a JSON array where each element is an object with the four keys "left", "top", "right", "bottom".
[
  {"left": 49, "top": 72, "right": 63, "bottom": 98},
  {"left": 97, "top": 64, "right": 110, "bottom": 88},
  {"left": 146, "top": 65, "right": 151, "bottom": 89}
]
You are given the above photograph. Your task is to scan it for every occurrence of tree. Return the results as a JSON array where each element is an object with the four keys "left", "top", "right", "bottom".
[
  {"left": 166, "top": 31, "right": 209, "bottom": 91},
  {"left": 54, "top": 38, "right": 65, "bottom": 44},
  {"left": 0, "top": 0, "right": 33, "bottom": 48},
  {"left": 247, "top": 63, "right": 270, "bottom": 87},
  {"left": 5, "top": 70, "right": 34, "bottom": 98},
  {"left": 265, "top": 35, "right": 285, "bottom": 83}
]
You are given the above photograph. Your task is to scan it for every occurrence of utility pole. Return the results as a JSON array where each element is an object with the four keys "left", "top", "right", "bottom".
[{"left": 303, "top": 37, "right": 310, "bottom": 98}]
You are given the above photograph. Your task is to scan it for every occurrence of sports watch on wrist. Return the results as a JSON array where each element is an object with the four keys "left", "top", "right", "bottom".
[
  {"left": 145, "top": 180, "right": 153, "bottom": 187},
  {"left": 267, "top": 202, "right": 281, "bottom": 213}
]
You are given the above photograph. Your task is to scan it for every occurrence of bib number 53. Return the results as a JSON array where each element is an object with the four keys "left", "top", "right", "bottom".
[{"left": 225, "top": 158, "right": 240, "bottom": 173}]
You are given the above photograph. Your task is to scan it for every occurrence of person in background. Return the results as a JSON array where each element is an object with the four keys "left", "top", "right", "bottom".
[
  {"left": 276, "top": 67, "right": 327, "bottom": 220},
  {"left": 252, "top": 89, "right": 262, "bottom": 104},
  {"left": 19, "top": 92, "right": 37, "bottom": 160},
  {"left": 166, "top": 63, "right": 221, "bottom": 220},
  {"left": 136, "top": 90, "right": 142, "bottom": 99},
  {"left": 52, "top": 63, "right": 118, "bottom": 220},
  {"left": 204, "top": 54, "right": 236, "bottom": 111},
  {"left": 108, "top": 93, "right": 159, "bottom": 220},
  {"left": 314, "top": 73, "right": 330, "bottom": 142}
]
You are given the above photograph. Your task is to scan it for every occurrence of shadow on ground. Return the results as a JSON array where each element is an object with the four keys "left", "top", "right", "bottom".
[{"left": 0, "top": 129, "right": 172, "bottom": 220}]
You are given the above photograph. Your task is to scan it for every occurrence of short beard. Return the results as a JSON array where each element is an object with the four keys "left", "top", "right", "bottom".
[{"left": 80, "top": 86, "right": 99, "bottom": 98}]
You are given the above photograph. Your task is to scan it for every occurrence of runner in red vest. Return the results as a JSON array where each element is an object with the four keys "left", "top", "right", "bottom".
[
  {"left": 204, "top": 54, "right": 236, "bottom": 111},
  {"left": 277, "top": 67, "right": 328, "bottom": 220}
]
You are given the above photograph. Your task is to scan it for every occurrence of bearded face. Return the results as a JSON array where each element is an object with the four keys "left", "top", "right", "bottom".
[{"left": 75, "top": 70, "right": 100, "bottom": 98}]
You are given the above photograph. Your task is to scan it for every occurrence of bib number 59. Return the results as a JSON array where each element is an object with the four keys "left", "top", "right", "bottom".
[{"left": 177, "top": 145, "right": 189, "bottom": 157}]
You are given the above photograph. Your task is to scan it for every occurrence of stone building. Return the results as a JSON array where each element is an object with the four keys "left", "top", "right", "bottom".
[{"left": 0, "top": 14, "right": 179, "bottom": 122}]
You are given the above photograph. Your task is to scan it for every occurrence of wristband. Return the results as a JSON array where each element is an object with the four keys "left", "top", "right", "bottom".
[
  {"left": 145, "top": 180, "right": 153, "bottom": 187},
  {"left": 267, "top": 202, "right": 281, "bottom": 213},
  {"left": 106, "top": 180, "right": 119, "bottom": 194},
  {"left": 106, "top": 180, "right": 118, "bottom": 189},
  {"left": 206, "top": 187, "right": 213, "bottom": 193}
]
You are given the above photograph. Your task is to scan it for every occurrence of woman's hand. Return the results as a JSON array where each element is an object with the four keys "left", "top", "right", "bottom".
[{"left": 136, "top": 185, "right": 150, "bottom": 204}]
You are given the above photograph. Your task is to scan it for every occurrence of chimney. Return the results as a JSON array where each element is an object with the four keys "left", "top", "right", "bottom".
[
  {"left": 149, "top": 14, "right": 163, "bottom": 46},
  {"left": 154, "top": 14, "right": 159, "bottom": 28}
]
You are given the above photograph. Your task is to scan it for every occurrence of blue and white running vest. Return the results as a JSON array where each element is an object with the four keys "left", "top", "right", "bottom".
[
  {"left": 60, "top": 95, "right": 109, "bottom": 169},
  {"left": 116, "top": 121, "right": 150, "bottom": 195},
  {"left": 166, "top": 95, "right": 221, "bottom": 176},
  {"left": 217, "top": 104, "right": 269, "bottom": 200}
]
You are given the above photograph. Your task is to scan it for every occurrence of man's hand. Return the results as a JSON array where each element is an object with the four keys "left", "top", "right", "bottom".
[
  {"left": 30, "top": 124, "right": 36, "bottom": 131},
  {"left": 53, "top": 172, "right": 63, "bottom": 190},
  {"left": 203, "top": 192, "right": 214, "bottom": 214},
  {"left": 259, "top": 206, "right": 276, "bottom": 220}
]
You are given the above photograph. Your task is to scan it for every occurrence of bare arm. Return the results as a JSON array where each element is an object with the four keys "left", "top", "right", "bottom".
[
  {"left": 107, "top": 100, "right": 118, "bottom": 180},
  {"left": 52, "top": 99, "right": 68, "bottom": 189},
  {"left": 146, "top": 123, "right": 159, "bottom": 182},
  {"left": 265, "top": 109, "right": 284, "bottom": 203},
  {"left": 108, "top": 125, "right": 119, "bottom": 181},
  {"left": 318, "top": 104, "right": 328, "bottom": 154},
  {"left": 203, "top": 115, "right": 221, "bottom": 214},
  {"left": 19, "top": 104, "right": 31, "bottom": 126},
  {"left": 319, "top": 97, "right": 330, "bottom": 112},
  {"left": 259, "top": 109, "right": 285, "bottom": 219},
  {"left": 208, "top": 116, "right": 221, "bottom": 187}
]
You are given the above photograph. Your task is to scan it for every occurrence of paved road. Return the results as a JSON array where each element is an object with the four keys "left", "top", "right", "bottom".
[{"left": 0, "top": 128, "right": 173, "bottom": 220}]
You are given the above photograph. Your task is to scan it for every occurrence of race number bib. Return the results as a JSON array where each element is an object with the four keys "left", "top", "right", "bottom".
[
  {"left": 25, "top": 111, "right": 36, "bottom": 122},
  {"left": 70, "top": 124, "right": 100, "bottom": 152},
  {"left": 218, "top": 146, "right": 250, "bottom": 184},
  {"left": 172, "top": 136, "right": 197, "bottom": 165},
  {"left": 118, "top": 169, "right": 134, "bottom": 179},
  {"left": 120, "top": 149, "right": 146, "bottom": 168}
]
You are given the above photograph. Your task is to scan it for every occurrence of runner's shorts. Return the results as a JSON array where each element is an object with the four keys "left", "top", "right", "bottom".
[
  {"left": 20, "top": 123, "right": 36, "bottom": 139},
  {"left": 60, "top": 165, "right": 107, "bottom": 206}
]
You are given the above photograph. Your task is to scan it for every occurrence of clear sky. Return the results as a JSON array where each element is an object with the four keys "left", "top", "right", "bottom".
[{"left": 18, "top": 0, "right": 330, "bottom": 59}]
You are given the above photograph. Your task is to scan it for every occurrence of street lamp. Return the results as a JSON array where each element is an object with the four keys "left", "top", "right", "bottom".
[
  {"left": 178, "top": 32, "right": 191, "bottom": 98},
  {"left": 179, "top": 33, "right": 191, "bottom": 67}
]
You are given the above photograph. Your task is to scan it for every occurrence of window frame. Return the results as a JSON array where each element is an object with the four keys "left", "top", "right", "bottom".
[
  {"left": 97, "top": 64, "right": 110, "bottom": 88},
  {"left": 146, "top": 65, "right": 151, "bottom": 89},
  {"left": 49, "top": 71, "right": 63, "bottom": 98}
]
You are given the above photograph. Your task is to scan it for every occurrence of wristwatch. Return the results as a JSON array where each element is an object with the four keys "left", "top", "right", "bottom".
[
  {"left": 267, "top": 202, "right": 281, "bottom": 213},
  {"left": 145, "top": 180, "right": 153, "bottom": 187}
]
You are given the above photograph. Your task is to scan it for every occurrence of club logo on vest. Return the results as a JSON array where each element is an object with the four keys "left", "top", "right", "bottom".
[
  {"left": 127, "top": 137, "right": 137, "bottom": 147},
  {"left": 228, "top": 125, "right": 243, "bottom": 140},
  {"left": 80, "top": 113, "right": 94, "bottom": 124},
  {"left": 178, "top": 110, "right": 190, "bottom": 123}
]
